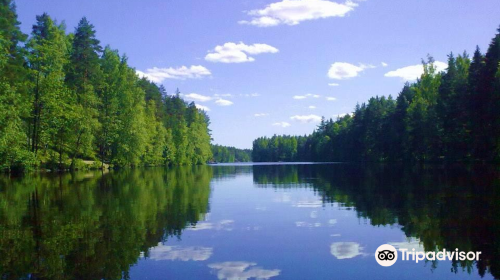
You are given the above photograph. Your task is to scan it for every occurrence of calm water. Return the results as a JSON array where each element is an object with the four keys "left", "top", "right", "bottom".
[{"left": 0, "top": 163, "right": 499, "bottom": 279}]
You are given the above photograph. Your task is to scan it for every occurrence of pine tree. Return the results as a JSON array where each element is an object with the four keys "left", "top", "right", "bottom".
[
  {"left": 0, "top": 0, "right": 32, "bottom": 171},
  {"left": 468, "top": 46, "right": 486, "bottom": 159},
  {"left": 66, "top": 17, "right": 103, "bottom": 167},
  {"left": 484, "top": 27, "right": 500, "bottom": 159},
  {"left": 0, "top": 0, "right": 27, "bottom": 84}
]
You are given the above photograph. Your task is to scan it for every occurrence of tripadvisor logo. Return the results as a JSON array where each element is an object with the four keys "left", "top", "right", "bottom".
[
  {"left": 375, "top": 244, "right": 482, "bottom": 267},
  {"left": 375, "top": 244, "right": 398, "bottom": 267}
]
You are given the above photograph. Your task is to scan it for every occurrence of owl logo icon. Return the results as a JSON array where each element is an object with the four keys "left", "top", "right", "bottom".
[{"left": 375, "top": 244, "right": 398, "bottom": 266}]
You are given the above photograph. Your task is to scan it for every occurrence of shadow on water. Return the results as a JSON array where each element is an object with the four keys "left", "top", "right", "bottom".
[
  {"left": 249, "top": 163, "right": 500, "bottom": 279},
  {"left": 0, "top": 166, "right": 212, "bottom": 280}
]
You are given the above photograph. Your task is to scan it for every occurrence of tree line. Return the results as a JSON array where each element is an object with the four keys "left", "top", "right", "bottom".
[
  {"left": 211, "top": 144, "right": 251, "bottom": 163},
  {"left": 253, "top": 27, "right": 500, "bottom": 162},
  {"left": 0, "top": 1, "right": 213, "bottom": 171}
]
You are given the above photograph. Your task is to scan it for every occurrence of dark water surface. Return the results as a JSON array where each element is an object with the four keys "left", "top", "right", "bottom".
[{"left": 0, "top": 163, "right": 499, "bottom": 279}]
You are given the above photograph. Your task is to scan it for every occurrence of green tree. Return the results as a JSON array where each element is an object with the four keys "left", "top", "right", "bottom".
[
  {"left": 26, "top": 14, "right": 78, "bottom": 169},
  {"left": 66, "top": 17, "right": 103, "bottom": 167},
  {"left": 111, "top": 55, "right": 147, "bottom": 166},
  {"left": 143, "top": 100, "right": 167, "bottom": 165},
  {"left": 0, "top": 0, "right": 32, "bottom": 171}
]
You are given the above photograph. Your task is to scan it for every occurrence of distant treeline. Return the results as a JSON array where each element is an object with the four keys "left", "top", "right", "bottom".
[
  {"left": 211, "top": 144, "right": 251, "bottom": 163},
  {"left": 253, "top": 27, "right": 500, "bottom": 162},
  {"left": 0, "top": 2, "right": 212, "bottom": 171}
]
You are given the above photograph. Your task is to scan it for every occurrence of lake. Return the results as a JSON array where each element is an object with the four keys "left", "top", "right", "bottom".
[{"left": 0, "top": 163, "right": 498, "bottom": 279}]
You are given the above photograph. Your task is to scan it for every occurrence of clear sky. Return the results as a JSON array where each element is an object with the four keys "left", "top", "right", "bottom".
[{"left": 15, "top": 0, "right": 500, "bottom": 149}]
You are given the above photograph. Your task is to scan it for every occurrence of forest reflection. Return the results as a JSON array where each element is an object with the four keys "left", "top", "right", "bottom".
[
  {"left": 1, "top": 164, "right": 499, "bottom": 279},
  {"left": 0, "top": 166, "right": 212, "bottom": 280},
  {"left": 251, "top": 163, "right": 500, "bottom": 279}
]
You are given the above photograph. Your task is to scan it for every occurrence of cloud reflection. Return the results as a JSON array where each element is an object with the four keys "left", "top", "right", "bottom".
[
  {"left": 149, "top": 245, "right": 213, "bottom": 261},
  {"left": 390, "top": 238, "right": 424, "bottom": 252},
  {"left": 208, "top": 261, "right": 280, "bottom": 280},
  {"left": 310, "top": 211, "right": 318, "bottom": 218},
  {"left": 295, "top": 221, "right": 321, "bottom": 228},
  {"left": 187, "top": 220, "right": 234, "bottom": 231},
  {"left": 293, "top": 199, "right": 322, "bottom": 208},
  {"left": 273, "top": 193, "right": 291, "bottom": 203},
  {"left": 330, "top": 242, "right": 363, "bottom": 259}
]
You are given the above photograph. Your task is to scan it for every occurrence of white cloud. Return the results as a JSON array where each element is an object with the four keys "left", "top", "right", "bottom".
[
  {"left": 328, "top": 62, "right": 373, "bottom": 80},
  {"left": 208, "top": 262, "right": 280, "bottom": 280},
  {"left": 291, "top": 114, "right": 322, "bottom": 123},
  {"left": 326, "top": 97, "right": 337, "bottom": 101},
  {"left": 360, "top": 63, "right": 376, "bottom": 69},
  {"left": 195, "top": 104, "right": 211, "bottom": 111},
  {"left": 183, "top": 93, "right": 213, "bottom": 102},
  {"left": 241, "top": 93, "right": 261, "bottom": 97},
  {"left": 214, "top": 93, "right": 232, "bottom": 97},
  {"left": 136, "top": 65, "right": 211, "bottom": 83},
  {"left": 254, "top": 113, "right": 269, "bottom": 117},
  {"left": 205, "top": 42, "right": 279, "bottom": 63},
  {"left": 239, "top": 0, "right": 359, "bottom": 27},
  {"left": 381, "top": 62, "right": 388, "bottom": 67},
  {"left": 308, "top": 105, "right": 316, "bottom": 109},
  {"left": 333, "top": 113, "right": 348, "bottom": 118},
  {"left": 330, "top": 242, "right": 363, "bottom": 259},
  {"left": 215, "top": 98, "right": 234, "bottom": 106},
  {"left": 182, "top": 93, "right": 233, "bottom": 108},
  {"left": 328, "top": 83, "right": 340, "bottom": 86},
  {"left": 293, "top": 93, "right": 320, "bottom": 100},
  {"left": 384, "top": 61, "right": 447, "bottom": 81},
  {"left": 272, "top": 122, "right": 291, "bottom": 128},
  {"left": 149, "top": 245, "right": 213, "bottom": 261}
]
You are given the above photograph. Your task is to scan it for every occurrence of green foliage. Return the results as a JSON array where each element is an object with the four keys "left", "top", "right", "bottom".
[
  {"left": 0, "top": 1, "right": 32, "bottom": 171},
  {"left": 0, "top": 0, "right": 27, "bottom": 84},
  {"left": 0, "top": 82, "right": 34, "bottom": 171},
  {"left": 0, "top": 8, "right": 213, "bottom": 171},
  {"left": 253, "top": 27, "right": 500, "bottom": 163},
  {"left": 211, "top": 144, "right": 251, "bottom": 163},
  {"left": 26, "top": 13, "right": 78, "bottom": 169}
]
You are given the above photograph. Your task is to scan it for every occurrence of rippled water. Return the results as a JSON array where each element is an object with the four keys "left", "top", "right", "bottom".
[{"left": 0, "top": 163, "right": 498, "bottom": 279}]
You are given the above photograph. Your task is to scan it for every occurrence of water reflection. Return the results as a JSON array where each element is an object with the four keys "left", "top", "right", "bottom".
[
  {"left": 186, "top": 220, "right": 234, "bottom": 231},
  {"left": 0, "top": 166, "right": 212, "bottom": 279},
  {"left": 330, "top": 242, "right": 364, "bottom": 259},
  {"left": 0, "top": 163, "right": 499, "bottom": 279},
  {"left": 251, "top": 163, "right": 500, "bottom": 278},
  {"left": 148, "top": 245, "right": 213, "bottom": 261},
  {"left": 208, "top": 261, "right": 280, "bottom": 280}
]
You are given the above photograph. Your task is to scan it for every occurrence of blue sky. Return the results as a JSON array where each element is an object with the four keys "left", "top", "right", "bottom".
[{"left": 16, "top": 0, "right": 500, "bottom": 148}]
